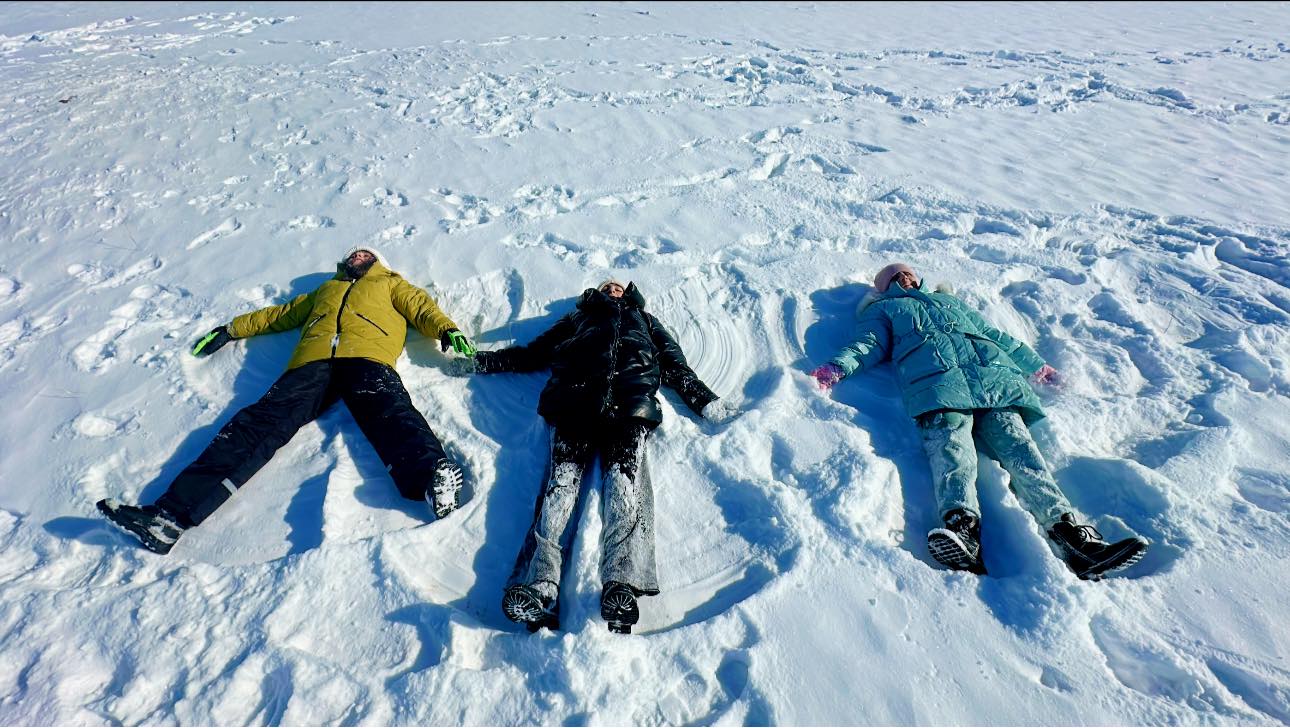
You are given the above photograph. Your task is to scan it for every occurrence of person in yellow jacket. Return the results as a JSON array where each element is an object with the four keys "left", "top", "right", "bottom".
[{"left": 96, "top": 247, "right": 477, "bottom": 555}]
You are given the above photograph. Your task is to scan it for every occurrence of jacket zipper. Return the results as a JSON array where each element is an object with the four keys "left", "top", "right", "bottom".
[
  {"left": 304, "top": 315, "right": 324, "bottom": 336},
  {"left": 332, "top": 281, "right": 356, "bottom": 357},
  {"left": 603, "top": 303, "right": 623, "bottom": 414},
  {"left": 356, "top": 312, "right": 388, "bottom": 336}
]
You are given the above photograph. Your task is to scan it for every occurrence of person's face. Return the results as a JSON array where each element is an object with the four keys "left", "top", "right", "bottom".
[
  {"left": 600, "top": 282, "right": 625, "bottom": 298},
  {"left": 892, "top": 270, "right": 919, "bottom": 290},
  {"left": 347, "top": 250, "right": 375, "bottom": 267}
]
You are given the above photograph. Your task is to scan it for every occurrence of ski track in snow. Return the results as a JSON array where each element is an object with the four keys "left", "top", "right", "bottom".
[{"left": 1, "top": 4, "right": 1289, "bottom": 725}]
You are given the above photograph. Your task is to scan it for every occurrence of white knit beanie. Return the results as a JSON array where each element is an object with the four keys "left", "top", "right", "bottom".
[{"left": 341, "top": 245, "right": 386, "bottom": 264}]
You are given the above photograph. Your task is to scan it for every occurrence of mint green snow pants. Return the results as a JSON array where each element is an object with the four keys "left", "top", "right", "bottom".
[{"left": 916, "top": 408, "right": 1072, "bottom": 528}]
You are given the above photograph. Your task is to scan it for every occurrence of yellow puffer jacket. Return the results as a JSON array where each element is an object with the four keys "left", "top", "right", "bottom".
[{"left": 226, "top": 261, "right": 458, "bottom": 370}]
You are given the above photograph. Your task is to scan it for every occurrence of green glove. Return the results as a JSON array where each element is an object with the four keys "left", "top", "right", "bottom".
[
  {"left": 192, "top": 326, "right": 232, "bottom": 357},
  {"left": 439, "top": 329, "right": 476, "bottom": 357}
]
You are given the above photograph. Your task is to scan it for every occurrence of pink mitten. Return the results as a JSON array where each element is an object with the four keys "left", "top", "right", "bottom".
[
  {"left": 1031, "top": 364, "right": 1060, "bottom": 386},
  {"left": 811, "top": 363, "right": 845, "bottom": 390}
]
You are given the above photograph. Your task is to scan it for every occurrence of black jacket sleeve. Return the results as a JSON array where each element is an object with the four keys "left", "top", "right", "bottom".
[
  {"left": 647, "top": 312, "right": 718, "bottom": 415},
  {"left": 474, "top": 315, "right": 577, "bottom": 374}
]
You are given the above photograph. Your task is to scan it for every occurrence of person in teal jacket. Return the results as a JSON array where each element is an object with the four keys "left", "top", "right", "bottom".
[{"left": 811, "top": 263, "right": 1148, "bottom": 579}]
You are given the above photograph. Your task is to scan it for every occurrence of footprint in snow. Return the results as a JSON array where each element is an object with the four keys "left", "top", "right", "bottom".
[
  {"left": 71, "top": 411, "right": 139, "bottom": 439},
  {"left": 511, "top": 184, "right": 577, "bottom": 218},
  {"left": 187, "top": 218, "right": 243, "bottom": 250},
  {"left": 1233, "top": 468, "right": 1290, "bottom": 515},
  {"left": 431, "top": 188, "right": 503, "bottom": 232},
  {"left": 361, "top": 187, "right": 407, "bottom": 208},
  {"left": 285, "top": 215, "right": 335, "bottom": 231}
]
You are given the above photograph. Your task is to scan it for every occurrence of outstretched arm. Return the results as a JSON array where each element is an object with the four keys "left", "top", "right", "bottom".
[
  {"left": 195, "top": 292, "right": 316, "bottom": 357},
  {"left": 390, "top": 278, "right": 459, "bottom": 341},
  {"left": 474, "top": 315, "right": 578, "bottom": 374},
  {"left": 648, "top": 313, "right": 719, "bottom": 416},
  {"left": 226, "top": 292, "right": 317, "bottom": 339},
  {"left": 827, "top": 306, "right": 894, "bottom": 379}
]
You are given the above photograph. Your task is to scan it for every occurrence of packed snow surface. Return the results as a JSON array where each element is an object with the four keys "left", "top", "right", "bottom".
[{"left": 2, "top": 2, "right": 1289, "bottom": 725}]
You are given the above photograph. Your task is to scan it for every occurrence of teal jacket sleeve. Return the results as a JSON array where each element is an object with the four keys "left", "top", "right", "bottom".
[{"left": 828, "top": 304, "right": 893, "bottom": 377}]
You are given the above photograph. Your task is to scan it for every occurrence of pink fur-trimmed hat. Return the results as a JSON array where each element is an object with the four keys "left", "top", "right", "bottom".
[{"left": 873, "top": 262, "right": 917, "bottom": 292}]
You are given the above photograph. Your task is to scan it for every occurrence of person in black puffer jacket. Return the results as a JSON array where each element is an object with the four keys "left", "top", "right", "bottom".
[{"left": 461, "top": 279, "right": 737, "bottom": 633}]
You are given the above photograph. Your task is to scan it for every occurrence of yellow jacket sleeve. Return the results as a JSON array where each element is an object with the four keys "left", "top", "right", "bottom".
[
  {"left": 227, "top": 292, "right": 316, "bottom": 339},
  {"left": 390, "top": 278, "right": 458, "bottom": 339}
]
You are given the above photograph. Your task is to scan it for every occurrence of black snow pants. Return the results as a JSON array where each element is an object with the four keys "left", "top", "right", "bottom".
[
  {"left": 507, "top": 420, "right": 659, "bottom": 604},
  {"left": 155, "top": 358, "right": 447, "bottom": 527}
]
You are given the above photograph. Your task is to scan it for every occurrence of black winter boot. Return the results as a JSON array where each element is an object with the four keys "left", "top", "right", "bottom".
[
  {"left": 1047, "top": 513, "right": 1148, "bottom": 580},
  {"left": 96, "top": 499, "right": 186, "bottom": 555},
  {"left": 427, "top": 458, "right": 464, "bottom": 519},
  {"left": 502, "top": 584, "right": 559, "bottom": 633},
  {"left": 601, "top": 581, "right": 640, "bottom": 634},
  {"left": 927, "top": 508, "right": 986, "bottom": 575}
]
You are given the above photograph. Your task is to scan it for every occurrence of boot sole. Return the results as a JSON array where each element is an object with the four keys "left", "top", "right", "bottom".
[
  {"left": 927, "top": 529, "right": 986, "bottom": 575},
  {"left": 1077, "top": 539, "right": 1148, "bottom": 580},
  {"left": 502, "top": 586, "right": 558, "bottom": 631},
  {"left": 601, "top": 587, "right": 639, "bottom": 634},
  {"left": 427, "top": 490, "right": 460, "bottom": 520},
  {"left": 428, "top": 464, "right": 463, "bottom": 519}
]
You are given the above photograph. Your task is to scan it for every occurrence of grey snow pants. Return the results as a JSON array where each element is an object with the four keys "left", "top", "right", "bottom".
[
  {"left": 917, "top": 408, "right": 1073, "bottom": 529},
  {"left": 508, "top": 421, "right": 660, "bottom": 603}
]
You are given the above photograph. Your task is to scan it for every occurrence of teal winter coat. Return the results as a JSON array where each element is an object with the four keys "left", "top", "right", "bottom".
[{"left": 829, "top": 283, "right": 1048, "bottom": 422}]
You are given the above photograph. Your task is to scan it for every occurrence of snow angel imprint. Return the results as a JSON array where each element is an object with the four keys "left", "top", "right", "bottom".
[
  {"left": 457, "top": 278, "right": 738, "bottom": 633},
  {"left": 810, "top": 262, "right": 1148, "bottom": 580},
  {"left": 96, "top": 246, "right": 478, "bottom": 555}
]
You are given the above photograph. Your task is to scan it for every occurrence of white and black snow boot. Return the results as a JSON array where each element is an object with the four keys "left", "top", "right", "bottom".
[
  {"left": 427, "top": 458, "right": 464, "bottom": 519},
  {"left": 1047, "top": 513, "right": 1148, "bottom": 580},
  {"left": 927, "top": 508, "right": 986, "bottom": 575},
  {"left": 502, "top": 584, "right": 558, "bottom": 633},
  {"left": 601, "top": 581, "right": 640, "bottom": 634},
  {"left": 96, "top": 499, "right": 186, "bottom": 555}
]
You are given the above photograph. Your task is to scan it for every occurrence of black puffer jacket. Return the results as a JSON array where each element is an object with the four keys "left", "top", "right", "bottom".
[{"left": 474, "top": 283, "right": 717, "bottom": 430}]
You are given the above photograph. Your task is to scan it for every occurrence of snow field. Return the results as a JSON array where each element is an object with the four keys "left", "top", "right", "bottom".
[{"left": 1, "top": 3, "right": 1289, "bottom": 725}]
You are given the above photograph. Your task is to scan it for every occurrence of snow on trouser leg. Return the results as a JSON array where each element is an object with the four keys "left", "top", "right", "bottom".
[
  {"left": 916, "top": 410, "right": 981, "bottom": 523},
  {"left": 974, "top": 408, "right": 1074, "bottom": 527},
  {"left": 973, "top": 409, "right": 1148, "bottom": 578},
  {"left": 599, "top": 422, "right": 659, "bottom": 625},
  {"left": 335, "top": 359, "right": 452, "bottom": 514},
  {"left": 155, "top": 361, "right": 335, "bottom": 527},
  {"left": 506, "top": 428, "right": 596, "bottom": 616}
]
